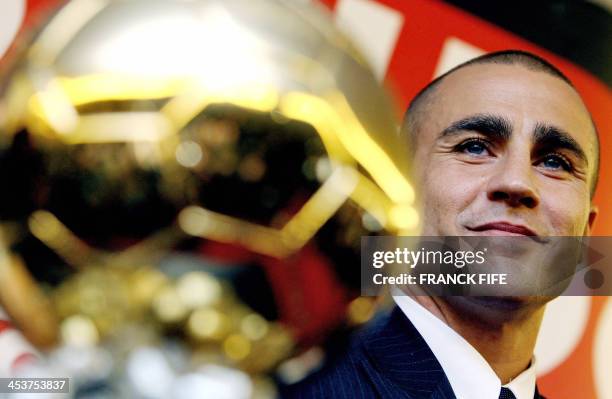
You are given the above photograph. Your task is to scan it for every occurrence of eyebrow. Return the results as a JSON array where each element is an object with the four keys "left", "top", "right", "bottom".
[
  {"left": 439, "top": 114, "right": 589, "bottom": 165},
  {"left": 439, "top": 114, "right": 512, "bottom": 142},
  {"left": 533, "top": 123, "right": 588, "bottom": 165}
]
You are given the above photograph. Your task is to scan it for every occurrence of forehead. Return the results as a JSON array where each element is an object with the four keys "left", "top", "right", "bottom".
[{"left": 424, "top": 63, "right": 597, "bottom": 157}]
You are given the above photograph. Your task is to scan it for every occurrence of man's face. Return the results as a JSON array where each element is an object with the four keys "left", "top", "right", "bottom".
[{"left": 412, "top": 64, "right": 598, "bottom": 240}]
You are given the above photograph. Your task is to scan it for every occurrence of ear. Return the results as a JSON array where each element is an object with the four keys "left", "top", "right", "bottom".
[{"left": 585, "top": 205, "right": 598, "bottom": 236}]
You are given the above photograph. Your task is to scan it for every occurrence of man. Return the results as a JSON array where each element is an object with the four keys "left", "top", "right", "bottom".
[{"left": 283, "top": 50, "right": 600, "bottom": 399}]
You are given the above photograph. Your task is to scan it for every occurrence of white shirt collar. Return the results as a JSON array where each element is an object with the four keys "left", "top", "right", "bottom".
[{"left": 392, "top": 292, "right": 536, "bottom": 399}]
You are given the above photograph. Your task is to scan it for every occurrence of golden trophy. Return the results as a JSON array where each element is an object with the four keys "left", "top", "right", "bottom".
[{"left": 0, "top": 0, "right": 416, "bottom": 396}]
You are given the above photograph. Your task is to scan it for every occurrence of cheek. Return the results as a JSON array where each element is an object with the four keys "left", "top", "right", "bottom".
[
  {"left": 417, "top": 163, "right": 483, "bottom": 232},
  {"left": 546, "top": 206, "right": 587, "bottom": 236},
  {"left": 541, "top": 185, "right": 591, "bottom": 236},
  {"left": 424, "top": 161, "right": 484, "bottom": 202}
]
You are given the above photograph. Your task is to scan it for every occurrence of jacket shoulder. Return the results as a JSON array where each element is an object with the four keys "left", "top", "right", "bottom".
[{"left": 280, "top": 332, "right": 378, "bottom": 398}]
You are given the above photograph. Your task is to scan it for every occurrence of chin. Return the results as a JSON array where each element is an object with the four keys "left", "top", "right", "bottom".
[{"left": 443, "top": 296, "right": 551, "bottom": 327}]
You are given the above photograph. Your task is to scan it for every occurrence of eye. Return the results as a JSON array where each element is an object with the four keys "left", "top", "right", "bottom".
[
  {"left": 456, "top": 139, "right": 490, "bottom": 156},
  {"left": 539, "top": 154, "right": 572, "bottom": 171}
]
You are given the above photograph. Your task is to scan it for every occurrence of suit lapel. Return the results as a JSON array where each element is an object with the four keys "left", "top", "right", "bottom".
[
  {"left": 358, "top": 307, "right": 455, "bottom": 399},
  {"left": 353, "top": 306, "right": 545, "bottom": 399},
  {"left": 534, "top": 386, "right": 547, "bottom": 399}
]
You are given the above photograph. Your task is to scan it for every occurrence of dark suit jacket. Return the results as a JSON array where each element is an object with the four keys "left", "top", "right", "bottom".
[{"left": 281, "top": 307, "right": 546, "bottom": 399}]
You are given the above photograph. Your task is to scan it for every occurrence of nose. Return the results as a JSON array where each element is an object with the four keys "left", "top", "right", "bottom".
[{"left": 486, "top": 151, "right": 540, "bottom": 209}]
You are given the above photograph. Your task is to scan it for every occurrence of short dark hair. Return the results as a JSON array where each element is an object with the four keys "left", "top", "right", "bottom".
[{"left": 403, "top": 50, "right": 600, "bottom": 197}]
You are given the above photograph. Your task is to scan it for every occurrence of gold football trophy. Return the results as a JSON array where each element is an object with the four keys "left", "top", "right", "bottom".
[{"left": 0, "top": 0, "right": 417, "bottom": 396}]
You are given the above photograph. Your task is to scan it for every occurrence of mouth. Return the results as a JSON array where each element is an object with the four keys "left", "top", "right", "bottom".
[{"left": 467, "top": 222, "right": 538, "bottom": 237}]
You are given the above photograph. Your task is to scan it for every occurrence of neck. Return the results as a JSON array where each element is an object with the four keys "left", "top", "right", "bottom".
[{"left": 412, "top": 295, "right": 545, "bottom": 384}]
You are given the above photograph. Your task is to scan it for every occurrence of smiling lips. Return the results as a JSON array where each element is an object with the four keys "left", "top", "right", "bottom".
[{"left": 468, "top": 222, "right": 537, "bottom": 236}]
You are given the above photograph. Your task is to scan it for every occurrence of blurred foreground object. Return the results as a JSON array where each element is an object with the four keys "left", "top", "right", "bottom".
[{"left": 0, "top": 0, "right": 415, "bottom": 396}]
